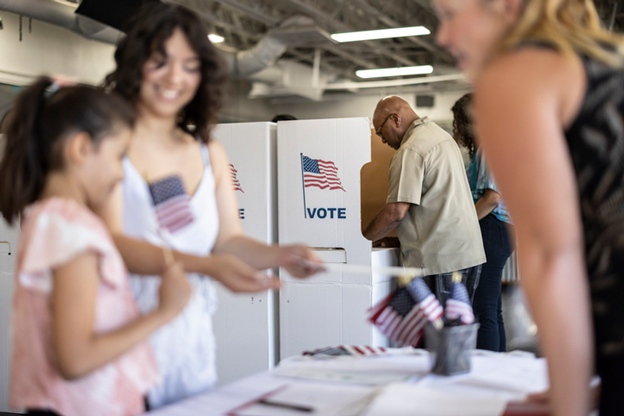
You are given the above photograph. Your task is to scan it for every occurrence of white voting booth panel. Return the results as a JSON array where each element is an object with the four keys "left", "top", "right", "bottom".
[
  {"left": 211, "top": 122, "right": 278, "bottom": 385},
  {"left": 277, "top": 118, "right": 399, "bottom": 359},
  {"left": 0, "top": 218, "right": 19, "bottom": 411}
]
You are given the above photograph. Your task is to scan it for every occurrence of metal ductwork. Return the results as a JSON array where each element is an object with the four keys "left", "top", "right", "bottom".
[
  {"left": 223, "top": 36, "right": 286, "bottom": 78},
  {"left": 0, "top": 0, "right": 287, "bottom": 77}
]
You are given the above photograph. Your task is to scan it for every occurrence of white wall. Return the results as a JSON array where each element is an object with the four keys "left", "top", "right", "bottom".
[
  {"left": 0, "top": 11, "right": 116, "bottom": 86},
  {"left": 221, "top": 80, "right": 278, "bottom": 123}
]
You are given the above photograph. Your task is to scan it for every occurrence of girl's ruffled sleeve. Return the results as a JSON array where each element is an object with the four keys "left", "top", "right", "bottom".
[{"left": 19, "top": 210, "right": 121, "bottom": 293}]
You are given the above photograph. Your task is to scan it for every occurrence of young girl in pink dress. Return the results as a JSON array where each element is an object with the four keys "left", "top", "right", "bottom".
[{"left": 0, "top": 77, "right": 192, "bottom": 416}]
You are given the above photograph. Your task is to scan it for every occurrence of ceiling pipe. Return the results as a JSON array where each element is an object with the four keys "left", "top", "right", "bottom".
[
  {"left": 223, "top": 35, "right": 286, "bottom": 77},
  {"left": 0, "top": 0, "right": 287, "bottom": 77}
]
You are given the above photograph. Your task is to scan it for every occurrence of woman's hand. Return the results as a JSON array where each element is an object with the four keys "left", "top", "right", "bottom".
[
  {"left": 157, "top": 261, "right": 192, "bottom": 321},
  {"left": 277, "top": 244, "right": 324, "bottom": 278},
  {"left": 206, "top": 253, "right": 281, "bottom": 293}
]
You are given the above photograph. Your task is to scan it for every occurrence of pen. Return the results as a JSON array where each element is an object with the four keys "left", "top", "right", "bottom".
[{"left": 258, "top": 399, "right": 314, "bottom": 413}]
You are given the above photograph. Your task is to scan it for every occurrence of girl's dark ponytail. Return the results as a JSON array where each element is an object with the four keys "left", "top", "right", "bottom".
[
  {"left": 0, "top": 77, "right": 53, "bottom": 224},
  {"left": 0, "top": 77, "right": 135, "bottom": 224}
]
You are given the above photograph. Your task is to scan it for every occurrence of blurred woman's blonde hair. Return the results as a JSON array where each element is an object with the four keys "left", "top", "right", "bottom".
[{"left": 498, "top": 0, "right": 624, "bottom": 67}]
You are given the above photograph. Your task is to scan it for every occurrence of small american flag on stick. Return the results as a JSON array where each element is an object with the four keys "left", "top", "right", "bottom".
[
  {"left": 367, "top": 278, "right": 443, "bottom": 347},
  {"left": 445, "top": 272, "right": 474, "bottom": 325},
  {"left": 148, "top": 175, "right": 194, "bottom": 234},
  {"left": 229, "top": 163, "right": 244, "bottom": 193},
  {"left": 407, "top": 278, "right": 444, "bottom": 330},
  {"left": 301, "top": 155, "right": 345, "bottom": 191}
]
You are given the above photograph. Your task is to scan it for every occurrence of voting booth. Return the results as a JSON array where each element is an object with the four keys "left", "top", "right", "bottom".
[
  {"left": 211, "top": 122, "right": 278, "bottom": 384},
  {"left": 277, "top": 118, "right": 399, "bottom": 359}
]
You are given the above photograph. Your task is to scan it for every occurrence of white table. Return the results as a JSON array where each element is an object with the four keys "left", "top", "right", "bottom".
[{"left": 147, "top": 349, "right": 552, "bottom": 416}]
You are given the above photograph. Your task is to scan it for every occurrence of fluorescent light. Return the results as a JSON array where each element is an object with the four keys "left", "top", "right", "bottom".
[
  {"left": 208, "top": 34, "right": 224, "bottom": 43},
  {"left": 356, "top": 65, "right": 434, "bottom": 79},
  {"left": 331, "top": 26, "right": 430, "bottom": 43}
]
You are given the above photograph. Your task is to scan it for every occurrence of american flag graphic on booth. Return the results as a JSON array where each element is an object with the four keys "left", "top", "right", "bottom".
[
  {"left": 367, "top": 278, "right": 443, "bottom": 347},
  {"left": 301, "top": 155, "right": 345, "bottom": 191},
  {"left": 229, "top": 164, "right": 244, "bottom": 193},
  {"left": 148, "top": 176, "right": 194, "bottom": 234},
  {"left": 445, "top": 280, "right": 475, "bottom": 325}
]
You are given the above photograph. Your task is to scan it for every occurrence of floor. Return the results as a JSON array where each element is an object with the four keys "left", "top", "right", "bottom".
[{"left": 501, "top": 282, "right": 540, "bottom": 355}]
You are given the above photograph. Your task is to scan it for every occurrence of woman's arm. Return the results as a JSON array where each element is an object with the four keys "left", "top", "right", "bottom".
[
  {"left": 97, "top": 180, "right": 280, "bottom": 292},
  {"left": 475, "top": 188, "right": 500, "bottom": 220},
  {"left": 51, "top": 253, "right": 190, "bottom": 380},
  {"left": 475, "top": 48, "right": 591, "bottom": 416},
  {"left": 208, "top": 140, "right": 322, "bottom": 277}
]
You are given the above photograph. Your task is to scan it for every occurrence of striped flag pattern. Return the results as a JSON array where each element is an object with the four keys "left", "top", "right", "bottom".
[
  {"left": 148, "top": 175, "right": 194, "bottom": 233},
  {"left": 368, "top": 278, "right": 444, "bottom": 347},
  {"left": 408, "top": 278, "right": 444, "bottom": 327},
  {"left": 445, "top": 281, "right": 475, "bottom": 325},
  {"left": 302, "top": 155, "right": 345, "bottom": 191},
  {"left": 229, "top": 163, "right": 244, "bottom": 193},
  {"left": 303, "top": 345, "right": 387, "bottom": 357}
]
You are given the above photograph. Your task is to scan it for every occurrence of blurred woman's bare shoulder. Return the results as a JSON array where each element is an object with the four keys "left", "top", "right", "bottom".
[{"left": 477, "top": 48, "right": 585, "bottom": 127}]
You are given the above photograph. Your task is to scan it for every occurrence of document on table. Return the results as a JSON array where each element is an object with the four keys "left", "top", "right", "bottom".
[
  {"left": 456, "top": 355, "right": 549, "bottom": 395},
  {"left": 362, "top": 383, "right": 508, "bottom": 416},
  {"left": 228, "top": 383, "right": 378, "bottom": 416},
  {"left": 274, "top": 351, "right": 431, "bottom": 385}
]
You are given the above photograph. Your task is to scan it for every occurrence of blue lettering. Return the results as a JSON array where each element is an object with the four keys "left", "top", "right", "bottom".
[
  {"left": 305, "top": 208, "right": 347, "bottom": 219},
  {"left": 239, "top": 208, "right": 245, "bottom": 219}
]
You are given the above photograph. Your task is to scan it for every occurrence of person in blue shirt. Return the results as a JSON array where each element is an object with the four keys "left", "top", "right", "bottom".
[{"left": 452, "top": 93, "right": 514, "bottom": 352}]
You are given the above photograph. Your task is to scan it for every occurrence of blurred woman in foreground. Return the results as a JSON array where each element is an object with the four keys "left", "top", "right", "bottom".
[{"left": 433, "top": 0, "right": 624, "bottom": 415}]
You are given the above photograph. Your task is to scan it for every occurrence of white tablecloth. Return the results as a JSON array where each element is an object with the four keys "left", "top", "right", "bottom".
[{"left": 147, "top": 349, "right": 549, "bottom": 416}]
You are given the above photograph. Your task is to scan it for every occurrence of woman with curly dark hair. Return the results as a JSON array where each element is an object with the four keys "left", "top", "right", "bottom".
[
  {"left": 99, "top": 3, "right": 320, "bottom": 409},
  {"left": 451, "top": 92, "right": 514, "bottom": 352}
]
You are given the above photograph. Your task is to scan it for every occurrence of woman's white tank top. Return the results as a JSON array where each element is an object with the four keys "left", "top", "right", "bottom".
[{"left": 122, "top": 144, "right": 219, "bottom": 408}]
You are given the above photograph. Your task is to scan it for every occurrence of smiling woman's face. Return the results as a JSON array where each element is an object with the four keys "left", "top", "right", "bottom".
[
  {"left": 138, "top": 28, "right": 202, "bottom": 119},
  {"left": 433, "top": 0, "right": 515, "bottom": 83}
]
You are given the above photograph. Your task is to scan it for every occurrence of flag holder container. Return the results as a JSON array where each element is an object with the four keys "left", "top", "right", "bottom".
[{"left": 425, "top": 323, "right": 479, "bottom": 376}]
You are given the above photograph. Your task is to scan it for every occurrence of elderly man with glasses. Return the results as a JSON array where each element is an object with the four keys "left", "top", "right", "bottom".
[{"left": 364, "top": 95, "right": 485, "bottom": 308}]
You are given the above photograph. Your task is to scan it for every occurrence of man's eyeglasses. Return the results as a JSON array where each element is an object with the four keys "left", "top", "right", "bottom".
[{"left": 376, "top": 113, "right": 394, "bottom": 138}]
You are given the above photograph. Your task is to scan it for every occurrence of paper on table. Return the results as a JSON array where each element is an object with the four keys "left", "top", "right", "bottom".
[
  {"left": 455, "top": 355, "right": 549, "bottom": 395},
  {"left": 362, "top": 383, "right": 508, "bottom": 416},
  {"left": 275, "top": 367, "right": 414, "bottom": 385},
  {"left": 230, "top": 383, "right": 377, "bottom": 416},
  {"left": 274, "top": 351, "right": 431, "bottom": 385}
]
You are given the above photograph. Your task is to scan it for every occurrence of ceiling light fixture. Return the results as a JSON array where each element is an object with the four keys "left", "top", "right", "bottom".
[
  {"left": 331, "top": 26, "right": 430, "bottom": 43},
  {"left": 208, "top": 34, "right": 224, "bottom": 43},
  {"left": 356, "top": 65, "right": 434, "bottom": 79}
]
